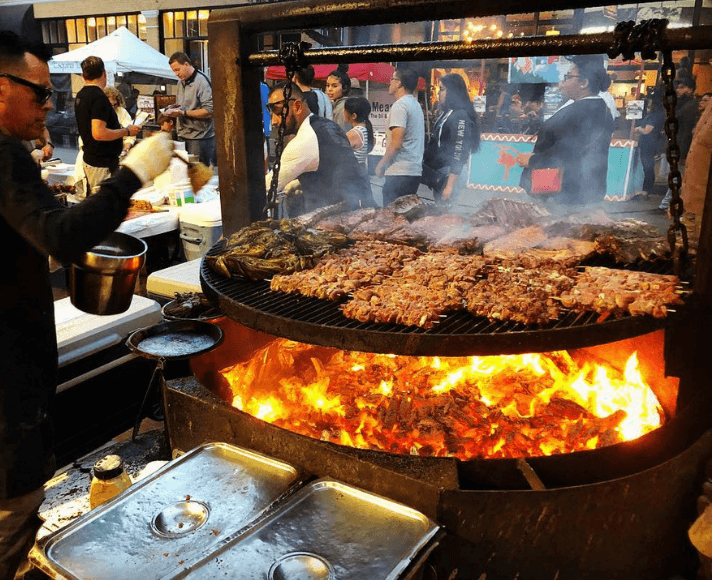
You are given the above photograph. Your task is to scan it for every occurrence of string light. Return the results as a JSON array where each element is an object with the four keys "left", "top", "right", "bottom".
[{"left": 462, "top": 18, "right": 506, "bottom": 43}]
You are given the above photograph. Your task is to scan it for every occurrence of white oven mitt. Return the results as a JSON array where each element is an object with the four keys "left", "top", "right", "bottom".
[{"left": 121, "top": 132, "right": 174, "bottom": 185}]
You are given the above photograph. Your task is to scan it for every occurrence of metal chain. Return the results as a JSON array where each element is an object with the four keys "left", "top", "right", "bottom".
[
  {"left": 660, "top": 48, "right": 689, "bottom": 273},
  {"left": 608, "top": 19, "right": 688, "bottom": 274},
  {"left": 264, "top": 41, "right": 312, "bottom": 218}
]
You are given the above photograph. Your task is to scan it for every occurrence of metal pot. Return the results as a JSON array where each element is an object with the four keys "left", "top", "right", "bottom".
[{"left": 69, "top": 232, "right": 147, "bottom": 315}]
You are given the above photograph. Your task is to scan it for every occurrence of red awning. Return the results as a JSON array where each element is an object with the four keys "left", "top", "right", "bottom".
[{"left": 265, "top": 63, "right": 396, "bottom": 85}]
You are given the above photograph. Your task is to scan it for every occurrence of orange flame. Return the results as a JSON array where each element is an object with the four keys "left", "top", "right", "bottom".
[{"left": 220, "top": 340, "right": 664, "bottom": 460}]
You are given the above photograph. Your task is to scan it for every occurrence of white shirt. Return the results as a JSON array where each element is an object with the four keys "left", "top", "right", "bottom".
[{"left": 265, "top": 114, "right": 319, "bottom": 192}]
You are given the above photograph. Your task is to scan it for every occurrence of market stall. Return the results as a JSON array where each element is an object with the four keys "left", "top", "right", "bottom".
[{"left": 467, "top": 132, "right": 644, "bottom": 200}]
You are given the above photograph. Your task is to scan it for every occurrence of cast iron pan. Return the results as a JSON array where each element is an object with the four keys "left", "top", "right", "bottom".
[
  {"left": 127, "top": 320, "right": 223, "bottom": 440},
  {"left": 127, "top": 320, "right": 224, "bottom": 361}
]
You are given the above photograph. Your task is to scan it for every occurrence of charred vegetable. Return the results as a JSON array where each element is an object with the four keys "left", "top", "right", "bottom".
[{"left": 206, "top": 219, "right": 350, "bottom": 280}]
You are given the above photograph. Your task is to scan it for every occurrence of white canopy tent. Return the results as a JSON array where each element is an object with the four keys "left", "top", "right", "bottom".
[{"left": 48, "top": 27, "right": 176, "bottom": 83}]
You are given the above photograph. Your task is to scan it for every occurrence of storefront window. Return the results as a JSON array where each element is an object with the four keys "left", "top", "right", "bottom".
[
  {"left": 163, "top": 12, "right": 174, "bottom": 39},
  {"left": 174, "top": 12, "right": 185, "bottom": 39},
  {"left": 96, "top": 17, "right": 106, "bottom": 39},
  {"left": 76, "top": 19, "right": 86, "bottom": 43},
  {"left": 87, "top": 18, "right": 96, "bottom": 43},
  {"left": 187, "top": 11, "right": 199, "bottom": 38},
  {"left": 199, "top": 11, "right": 210, "bottom": 37},
  {"left": 127, "top": 15, "right": 139, "bottom": 37},
  {"left": 163, "top": 9, "right": 212, "bottom": 60},
  {"left": 66, "top": 19, "right": 76, "bottom": 44}
]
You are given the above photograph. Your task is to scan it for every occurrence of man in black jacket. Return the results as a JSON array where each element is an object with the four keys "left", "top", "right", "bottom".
[
  {"left": 265, "top": 82, "right": 374, "bottom": 216},
  {"left": 0, "top": 30, "right": 172, "bottom": 578},
  {"left": 659, "top": 76, "right": 699, "bottom": 211}
]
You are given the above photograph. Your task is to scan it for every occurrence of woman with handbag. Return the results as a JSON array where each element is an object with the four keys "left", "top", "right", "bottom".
[
  {"left": 422, "top": 73, "right": 480, "bottom": 204},
  {"left": 516, "top": 55, "right": 616, "bottom": 205}
]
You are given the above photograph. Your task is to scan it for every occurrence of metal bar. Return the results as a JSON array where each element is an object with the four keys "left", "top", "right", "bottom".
[
  {"left": 246, "top": 26, "right": 712, "bottom": 67},
  {"left": 212, "top": 0, "right": 661, "bottom": 34}
]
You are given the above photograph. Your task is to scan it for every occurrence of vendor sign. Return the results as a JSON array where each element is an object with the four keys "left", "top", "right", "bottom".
[
  {"left": 626, "top": 100, "right": 645, "bottom": 120},
  {"left": 369, "top": 87, "right": 395, "bottom": 156}
]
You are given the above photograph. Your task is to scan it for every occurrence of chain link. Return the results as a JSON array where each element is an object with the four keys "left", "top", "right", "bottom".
[
  {"left": 660, "top": 49, "right": 689, "bottom": 273},
  {"left": 264, "top": 41, "right": 311, "bottom": 218}
]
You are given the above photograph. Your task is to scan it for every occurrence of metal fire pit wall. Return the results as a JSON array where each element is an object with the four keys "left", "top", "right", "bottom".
[
  {"left": 163, "top": 320, "right": 712, "bottom": 580},
  {"left": 164, "top": 373, "right": 712, "bottom": 580}
]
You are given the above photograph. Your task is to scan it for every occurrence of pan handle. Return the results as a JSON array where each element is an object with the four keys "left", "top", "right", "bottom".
[{"left": 132, "top": 358, "right": 165, "bottom": 442}]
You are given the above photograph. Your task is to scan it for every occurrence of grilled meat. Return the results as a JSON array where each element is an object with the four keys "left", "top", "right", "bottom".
[
  {"left": 313, "top": 207, "right": 379, "bottom": 234},
  {"left": 270, "top": 241, "right": 421, "bottom": 301},
  {"left": 349, "top": 209, "right": 410, "bottom": 241},
  {"left": 206, "top": 219, "right": 350, "bottom": 280},
  {"left": 473, "top": 197, "right": 551, "bottom": 227},
  {"left": 559, "top": 267, "right": 684, "bottom": 319},
  {"left": 385, "top": 193, "right": 434, "bottom": 220}
]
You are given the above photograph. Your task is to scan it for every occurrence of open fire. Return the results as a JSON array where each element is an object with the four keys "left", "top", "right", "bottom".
[{"left": 219, "top": 340, "right": 664, "bottom": 460}]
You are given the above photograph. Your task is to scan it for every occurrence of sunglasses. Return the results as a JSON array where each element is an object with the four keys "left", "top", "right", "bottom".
[
  {"left": 562, "top": 73, "right": 581, "bottom": 82},
  {"left": 266, "top": 98, "right": 297, "bottom": 114},
  {"left": 0, "top": 73, "right": 53, "bottom": 105}
]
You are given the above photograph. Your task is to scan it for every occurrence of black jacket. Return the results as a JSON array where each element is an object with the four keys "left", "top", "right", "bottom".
[
  {"left": 520, "top": 97, "right": 615, "bottom": 205},
  {"left": 423, "top": 107, "right": 479, "bottom": 176},
  {"left": 0, "top": 132, "right": 141, "bottom": 498},
  {"left": 675, "top": 93, "right": 699, "bottom": 163},
  {"left": 296, "top": 115, "right": 375, "bottom": 213}
]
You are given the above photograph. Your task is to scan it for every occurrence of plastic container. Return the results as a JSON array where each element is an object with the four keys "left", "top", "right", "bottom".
[
  {"left": 89, "top": 455, "right": 133, "bottom": 509},
  {"left": 178, "top": 199, "right": 223, "bottom": 261},
  {"left": 168, "top": 181, "right": 195, "bottom": 207}
]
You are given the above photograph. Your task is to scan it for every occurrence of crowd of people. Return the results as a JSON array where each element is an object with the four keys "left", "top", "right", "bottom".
[
  {"left": 263, "top": 55, "right": 712, "bottom": 218},
  {"left": 263, "top": 55, "right": 633, "bottom": 214}
]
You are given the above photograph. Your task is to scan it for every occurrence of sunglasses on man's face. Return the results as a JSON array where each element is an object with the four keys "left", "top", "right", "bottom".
[
  {"left": 0, "top": 73, "right": 53, "bottom": 105},
  {"left": 266, "top": 98, "right": 297, "bottom": 114}
]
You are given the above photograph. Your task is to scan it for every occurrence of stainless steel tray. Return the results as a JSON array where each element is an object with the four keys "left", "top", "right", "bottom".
[
  {"left": 179, "top": 478, "right": 441, "bottom": 580},
  {"left": 31, "top": 442, "right": 300, "bottom": 580}
]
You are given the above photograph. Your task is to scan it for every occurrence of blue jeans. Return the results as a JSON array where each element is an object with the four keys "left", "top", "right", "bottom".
[
  {"left": 381, "top": 175, "right": 421, "bottom": 207},
  {"left": 184, "top": 137, "right": 217, "bottom": 167}
]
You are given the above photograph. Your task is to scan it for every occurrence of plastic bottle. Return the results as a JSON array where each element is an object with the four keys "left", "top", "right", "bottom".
[{"left": 89, "top": 454, "right": 133, "bottom": 509}]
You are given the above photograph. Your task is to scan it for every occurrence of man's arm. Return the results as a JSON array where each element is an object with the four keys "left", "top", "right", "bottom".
[
  {"left": 375, "top": 126, "right": 405, "bottom": 176},
  {"left": 36, "top": 127, "right": 55, "bottom": 161},
  {"left": 170, "top": 107, "right": 213, "bottom": 120},
  {"left": 172, "top": 77, "right": 214, "bottom": 119},
  {"left": 91, "top": 118, "right": 139, "bottom": 141}
]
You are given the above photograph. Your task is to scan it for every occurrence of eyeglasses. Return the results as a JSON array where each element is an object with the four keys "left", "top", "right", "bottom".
[
  {"left": 266, "top": 98, "right": 297, "bottom": 114},
  {"left": 562, "top": 73, "right": 581, "bottom": 82},
  {"left": 0, "top": 73, "right": 53, "bottom": 105},
  {"left": 389, "top": 76, "right": 400, "bottom": 83}
]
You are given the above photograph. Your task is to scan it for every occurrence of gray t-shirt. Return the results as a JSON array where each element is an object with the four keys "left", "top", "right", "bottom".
[
  {"left": 176, "top": 69, "right": 215, "bottom": 140},
  {"left": 385, "top": 93, "right": 424, "bottom": 176}
]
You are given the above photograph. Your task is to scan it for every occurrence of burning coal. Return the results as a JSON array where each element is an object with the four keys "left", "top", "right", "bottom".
[{"left": 220, "top": 340, "right": 664, "bottom": 460}]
